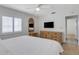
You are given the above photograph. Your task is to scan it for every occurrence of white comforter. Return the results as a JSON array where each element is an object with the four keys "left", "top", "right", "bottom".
[{"left": 0, "top": 36, "right": 64, "bottom": 55}]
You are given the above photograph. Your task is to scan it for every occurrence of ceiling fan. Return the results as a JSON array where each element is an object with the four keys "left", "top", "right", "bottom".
[
  {"left": 25, "top": 4, "right": 56, "bottom": 14},
  {"left": 25, "top": 4, "right": 52, "bottom": 11}
]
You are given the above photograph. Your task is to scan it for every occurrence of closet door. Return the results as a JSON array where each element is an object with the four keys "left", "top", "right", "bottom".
[{"left": 66, "top": 16, "right": 78, "bottom": 45}]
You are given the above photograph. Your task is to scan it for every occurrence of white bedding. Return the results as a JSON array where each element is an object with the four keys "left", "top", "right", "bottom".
[{"left": 0, "top": 36, "right": 64, "bottom": 55}]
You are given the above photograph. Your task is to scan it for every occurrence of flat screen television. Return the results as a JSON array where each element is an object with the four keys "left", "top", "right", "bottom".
[
  {"left": 44, "top": 22, "right": 54, "bottom": 28},
  {"left": 29, "top": 24, "right": 34, "bottom": 27}
]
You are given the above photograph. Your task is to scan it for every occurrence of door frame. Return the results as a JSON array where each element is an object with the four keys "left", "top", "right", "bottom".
[{"left": 65, "top": 15, "right": 78, "bottom": 44}]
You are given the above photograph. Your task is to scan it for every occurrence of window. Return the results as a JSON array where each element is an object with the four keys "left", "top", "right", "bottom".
[
  {"left": 2, "top": 16, "right": 22, "bottom": 33},
  {"left": 2, "top": 16, "right": 13, "bottom": 33},
  {"left": 14, "top": 18, "right": 22, "bottom": 32}
]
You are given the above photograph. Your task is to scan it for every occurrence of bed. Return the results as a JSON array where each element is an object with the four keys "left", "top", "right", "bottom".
[{"left": 0, "top": 35, "right": 64, "bottom": 55}]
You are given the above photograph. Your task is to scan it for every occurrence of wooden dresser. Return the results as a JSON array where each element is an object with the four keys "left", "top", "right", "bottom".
[{"left": 40, "top": 31, "right": 63, "bottom": 44}]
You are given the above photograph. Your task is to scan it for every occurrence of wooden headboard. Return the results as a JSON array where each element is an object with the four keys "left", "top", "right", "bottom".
[{"left": 40, "top": 31, "right": 63, "bottom": 44}]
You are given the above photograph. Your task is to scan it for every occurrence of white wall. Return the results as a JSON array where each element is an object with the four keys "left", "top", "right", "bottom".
[
  {"left": 0, "top": 6, "right": 36, "bottom": 39},
  {"left": 37, "top": 5, "right": 79, "bottom": 42}
]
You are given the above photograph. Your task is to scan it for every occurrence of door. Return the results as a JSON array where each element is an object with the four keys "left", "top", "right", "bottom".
[{"left": 66, "top": 16, "right": 78, "bottom": 45}]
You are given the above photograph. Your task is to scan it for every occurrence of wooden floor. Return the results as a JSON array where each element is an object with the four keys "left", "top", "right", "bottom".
[{"left": 63, "top": 44, "right": 79, "bottom": 55}]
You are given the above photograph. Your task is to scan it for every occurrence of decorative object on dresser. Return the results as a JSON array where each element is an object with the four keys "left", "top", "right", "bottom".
[
  {"left": 29, "top": 32, "right": 38, "bottom": 37},
  {"left": 40, "top": 31, "right": 63, "bottom": 44}
]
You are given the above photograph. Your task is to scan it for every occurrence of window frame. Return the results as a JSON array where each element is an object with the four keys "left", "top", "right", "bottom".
[
  {"left": 2, "top": 16, "right": 22, "bottom": 33},
  {"left": 14, "top": 17, "right": 22, "bottom": 32},
  {"left": 2, "top": 16, "right": 14, "bottom": 33}
]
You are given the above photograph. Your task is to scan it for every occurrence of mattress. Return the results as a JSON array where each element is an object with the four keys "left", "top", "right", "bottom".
[{"left": 0, "top": 35, "right": 64, "bottom": 55}]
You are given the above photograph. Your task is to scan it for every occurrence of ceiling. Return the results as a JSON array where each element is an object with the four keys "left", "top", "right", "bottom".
[
  {"left": 0, "top": 4, "right": 55, "bottom": 16},
  {"left": 1, "top": 4, "right": 79, "bottom": 16}
]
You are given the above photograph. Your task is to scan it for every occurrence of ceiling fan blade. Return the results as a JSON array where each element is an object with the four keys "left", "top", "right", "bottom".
[
  {"left": 25, "top": 4, "right": 41, "bottom": 9},
  {"left": 25, "top": 4, "right": 53, "bottom": 10},
  {"left": 38, "top": 4, "right": 42, "bottom": 7}
]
